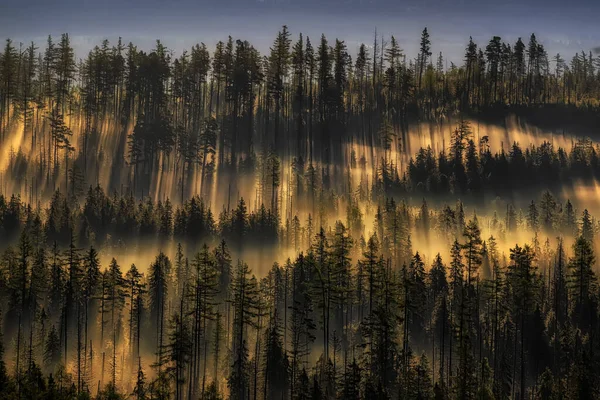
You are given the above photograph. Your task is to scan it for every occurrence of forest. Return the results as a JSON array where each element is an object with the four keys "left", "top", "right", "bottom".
[{"left": 1, "top": 25, "right": 600, "bottom": 399}]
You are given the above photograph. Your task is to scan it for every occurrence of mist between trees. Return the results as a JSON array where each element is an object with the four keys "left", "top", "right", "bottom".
[{"left": 1, "top": 25, "right": 600, "bottom": 400}]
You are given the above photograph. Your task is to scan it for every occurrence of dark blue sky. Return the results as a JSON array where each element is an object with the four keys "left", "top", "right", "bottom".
[{"left": 1, "top": 0, "right": 599, "bottom": 63}]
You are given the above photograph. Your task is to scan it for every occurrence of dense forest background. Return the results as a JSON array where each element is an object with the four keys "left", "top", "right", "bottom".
[{"left": 1, "top": 26, "right": 600, "bottom": 399}]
